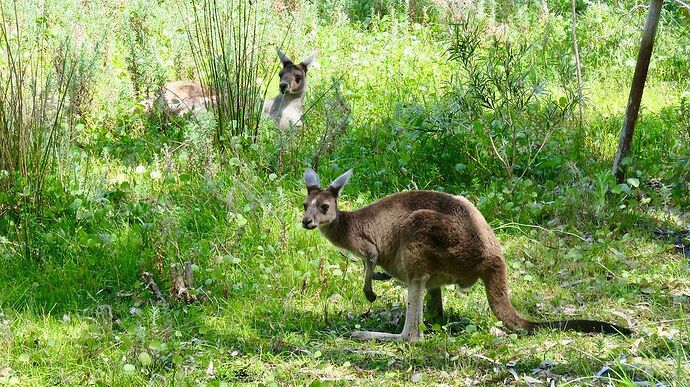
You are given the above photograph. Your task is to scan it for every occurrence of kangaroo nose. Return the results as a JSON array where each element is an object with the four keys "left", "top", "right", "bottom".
[
  {"left": 279, "top": 82, "right": 288, "bottom": 93},
  {"left": 302, "top": 217, "right": 314, "bottom": 229}
]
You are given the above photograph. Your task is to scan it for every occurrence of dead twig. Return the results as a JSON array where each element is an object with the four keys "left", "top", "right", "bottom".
[
  {"left": 142, "top": 271, "right": 169, "bottom": 304},
  {"left": 674, "top": 0, "right": 690, "bottom": 11},
  {"left": 169, "top": 263, "right": 198, "bottom": 303}
]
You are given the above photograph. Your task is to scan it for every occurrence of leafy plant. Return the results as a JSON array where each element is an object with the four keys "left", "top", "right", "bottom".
[
  {"left": 125, "top": 1, "right": 165, "bottom": 100},
  {"left": 445, "top": 15, "right": 579, "bottom": 187}
]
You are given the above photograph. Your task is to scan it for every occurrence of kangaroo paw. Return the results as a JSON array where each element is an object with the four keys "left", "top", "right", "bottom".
[
  {"left": 364, "top": 289, "right": 377, "bottom": 303},
  {"left": 371, "top": 272, "right": 392, "bottom": 281}
]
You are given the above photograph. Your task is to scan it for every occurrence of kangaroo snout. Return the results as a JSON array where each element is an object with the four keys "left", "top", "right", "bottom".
[
  {"left": 302, "top": 217, "right": 316, "bottom": 229},
  {"left": 279, "top": 82, "right": 288, "bottom": 94}
]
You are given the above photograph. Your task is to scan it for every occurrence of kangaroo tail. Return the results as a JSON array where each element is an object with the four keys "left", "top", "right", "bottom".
[
  {"left": 482, "top": 264, "right": 532, "bottom": 331},
  {"left": 482, "top": 264, "right": 631, "bottom": 335},
  {"left": 529, "top": 320, "right": 632, "bottom": 335}
]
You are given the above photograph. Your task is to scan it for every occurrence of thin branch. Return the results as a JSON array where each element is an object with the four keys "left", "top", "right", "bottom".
[
  {"left": 494, "top": 221, "right": 589, "bottom": 242},
  {"left": 674, "top": 0, "right": 690, "bottom": 11}
]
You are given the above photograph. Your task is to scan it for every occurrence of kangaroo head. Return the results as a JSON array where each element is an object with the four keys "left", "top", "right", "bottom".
[
  {"left": 301, "top": 168, "right": 352, "bottom": 230},
  {"left": 276, "top": 48, "right": 317, "bottom": 95}
]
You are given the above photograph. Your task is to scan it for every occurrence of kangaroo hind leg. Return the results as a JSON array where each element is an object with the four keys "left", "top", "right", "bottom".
[{"left": 348, "top": 278, "right": 426, "bottom": 341}]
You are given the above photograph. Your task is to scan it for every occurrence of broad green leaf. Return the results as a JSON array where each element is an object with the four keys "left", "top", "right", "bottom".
[
  {"left": 138, "top": 352, "right": 152, "bottom": 366},
  {"left": 626, "top": 177, "right": 640, "bottom": 188},
  {"left": 235, "top": 214, "right": 247, "bottom": 227},
  {"left": 148, "top": 340, "right": 162, "bottom": 352},
  {"left": 612, "top": 184, "right": 631, "bottom": 194}
]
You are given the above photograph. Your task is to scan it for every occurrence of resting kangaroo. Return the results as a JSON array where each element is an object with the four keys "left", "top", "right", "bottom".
[
  {"left": 263, "top": 48, "right": 317, "bottom": 129},
  {"left": 141, "top": 81, "right": 216, "bottom": 117},
  {"left": 301, "top": 168, "right": 632, "bottom": 341}
]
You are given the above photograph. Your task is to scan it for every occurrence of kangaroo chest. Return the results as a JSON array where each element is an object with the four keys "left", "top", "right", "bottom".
[{"left": 265, "top": 94, "right": 303, "bottom": 128}]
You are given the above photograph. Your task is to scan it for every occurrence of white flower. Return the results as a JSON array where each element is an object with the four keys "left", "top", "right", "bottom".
[
  {"left": 135, "top": 165, "right": 146, "bottom": 174},
  {"left": 150, "top": 170, "right": 162, "bottom": 180}
]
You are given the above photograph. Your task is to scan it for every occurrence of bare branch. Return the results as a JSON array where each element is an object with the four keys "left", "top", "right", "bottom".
[{"left": 674, "top": 0, "right": 690, "bottom": 11}]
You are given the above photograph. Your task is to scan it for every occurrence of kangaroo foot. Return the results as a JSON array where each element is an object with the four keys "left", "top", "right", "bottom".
[{"left": 347, "top": 331, "right": 421, "bottom": 341}]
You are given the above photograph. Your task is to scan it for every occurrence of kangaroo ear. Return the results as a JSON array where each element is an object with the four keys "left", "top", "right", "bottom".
[
  {"left": 276, "top": 47, "right": 292, "bottom": 65},
  {"left": 327, "top": 169, "right": 352, "bottom": 197},
  {"left": 304, "top": 168, "right": 320, "bottom": 191},
  {"left": 300, "top": 51, "right": 318, "bottom": 69}
]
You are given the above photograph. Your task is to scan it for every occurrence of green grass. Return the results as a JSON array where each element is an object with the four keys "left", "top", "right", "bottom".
[
  {"left": 1, "top": 0, "right": 689, "bottom": 385},
  {"left": 1, "top": 167, "right": 689, "bottom": 384}
]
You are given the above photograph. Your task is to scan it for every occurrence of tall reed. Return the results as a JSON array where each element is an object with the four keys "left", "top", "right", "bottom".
[
  {"left": 183, "top": 0, "right": 272, "bottom": 148},
  {"left": 0, "top": 1, "right": 75, "bottom": 257}
]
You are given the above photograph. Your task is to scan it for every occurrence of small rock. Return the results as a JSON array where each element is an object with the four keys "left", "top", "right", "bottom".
[
  {"left": 595, "top": 365, "right": 610, "bottom": 377},
  {"left": 206, "top": 360, "right": 215, "bottom": 377},
  {"left": 411, "top": 372, "right": 422, "bottom": 383},
  {"left": 524, "top": 375, "right": 543, "bottom": 385},
  {"left": 489, "top": 326, "right": 507, "bottom": 337}
]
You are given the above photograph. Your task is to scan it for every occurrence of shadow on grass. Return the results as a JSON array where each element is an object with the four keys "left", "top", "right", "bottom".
[{"left": 83, "top": 113, "right": 188, "bottom": 167}]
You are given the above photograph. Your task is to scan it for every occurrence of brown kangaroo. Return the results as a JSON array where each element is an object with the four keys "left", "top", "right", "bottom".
[{"left": 301, "top": 168, "right": 632, "bottom": 341}]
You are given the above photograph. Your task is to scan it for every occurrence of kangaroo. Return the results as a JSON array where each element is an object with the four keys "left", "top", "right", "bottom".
[
  {"left": 301, "top": 168, "right": 632, "bottom": 341},
  {"left": 263, "top": 48, "right": 317, "bottom": 129},
  {"left": 141, "top": 81, "right": 216, "bottom": 117}
]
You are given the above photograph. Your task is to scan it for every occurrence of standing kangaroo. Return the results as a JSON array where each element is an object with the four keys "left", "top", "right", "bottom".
[
  {"left": 301, "top": 168, "right": 632, "bottom": 341},
  {"left": 263, "top": 48, "right": 317, "bottom": 129}
]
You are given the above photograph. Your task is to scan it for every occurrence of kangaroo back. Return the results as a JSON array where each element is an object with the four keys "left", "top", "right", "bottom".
[{"left": 141, "top": 81, "right": 214, "bottom": 117}]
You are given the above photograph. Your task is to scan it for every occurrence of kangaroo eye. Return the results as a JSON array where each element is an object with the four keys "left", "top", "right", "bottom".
[
  {"left": 320, "top": 203, "right": 329, "bottom": 213},
  {"left": 294, "top": 76, "right": 301, "bottom": 83}
]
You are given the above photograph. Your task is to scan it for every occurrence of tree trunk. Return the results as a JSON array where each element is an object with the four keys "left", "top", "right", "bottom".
[{"left": 611, "top": 0, "right": 663, "bottom": 182}]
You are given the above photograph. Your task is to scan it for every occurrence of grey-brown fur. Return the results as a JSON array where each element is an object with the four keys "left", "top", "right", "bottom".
[
  {"left": 263, "top": 49, "right": 317, "bottom": 129},
  {"left": 141, "top": 81, "right": 216, "bottom": 117},
  {"left": 301, "top": 168, "right": 632, "bottom": 341}
]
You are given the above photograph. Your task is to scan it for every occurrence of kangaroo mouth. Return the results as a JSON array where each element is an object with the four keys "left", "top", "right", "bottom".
[{"left": 303, "top": 224, "right": 317, "bottom": 230}]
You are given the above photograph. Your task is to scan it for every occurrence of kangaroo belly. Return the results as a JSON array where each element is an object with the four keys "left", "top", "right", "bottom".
[{"left": 426, "top": 273, "right": 461, "bottom": 288}]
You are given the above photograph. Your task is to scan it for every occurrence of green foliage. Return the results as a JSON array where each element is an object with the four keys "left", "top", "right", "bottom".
[
  {"left": 445, "top": 16, "right": 579, "bottom": 185},
  {"left": 125, "top": 0, "right": 167, "bottom": 100}
]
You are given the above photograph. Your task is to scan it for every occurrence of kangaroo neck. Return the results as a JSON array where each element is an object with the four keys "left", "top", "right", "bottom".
[
  {"left": 276, "top": 91, "right": 303, "bottom": 105},
  {"left": 318, "top": 210, "right": 354, "bottom": 252}
]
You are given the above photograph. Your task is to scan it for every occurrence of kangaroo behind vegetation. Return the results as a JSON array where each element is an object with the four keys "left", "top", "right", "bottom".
[
  {"left": 141, "top": 81, "right": 216, "bottom": 117},
  {"left": 263, "top": 48, "right": 317, "bottom": 129},
  {"left": 301, "top": 168, "right": 632, "bottom": 341}
]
